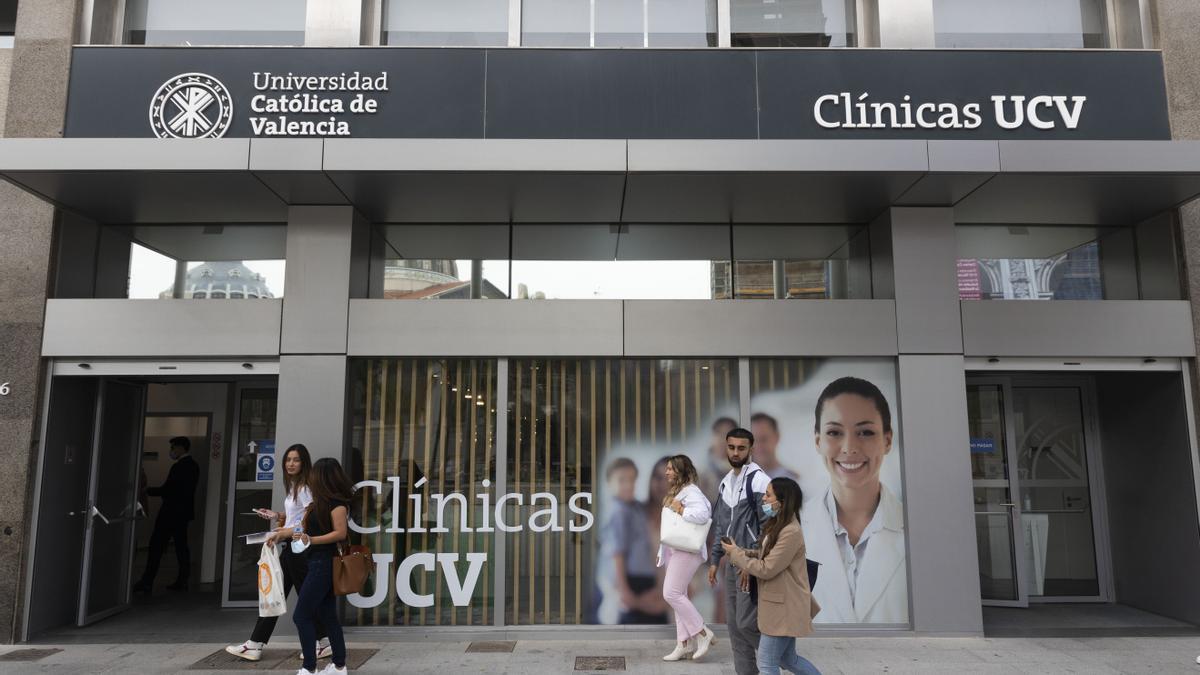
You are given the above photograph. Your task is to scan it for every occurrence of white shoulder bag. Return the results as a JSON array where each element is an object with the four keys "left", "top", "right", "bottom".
[{"left": 660, "top": 506, "right": 712, "bottom": 554}]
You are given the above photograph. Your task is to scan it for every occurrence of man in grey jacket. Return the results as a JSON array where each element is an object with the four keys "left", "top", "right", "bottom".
[{"left": 707, "top": 426, "right": 770, "bottom": 675}]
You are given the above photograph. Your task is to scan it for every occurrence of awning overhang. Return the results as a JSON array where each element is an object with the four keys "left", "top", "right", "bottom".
[{"left": 2, "top": 138, "right": 1199, "bottom": 225}]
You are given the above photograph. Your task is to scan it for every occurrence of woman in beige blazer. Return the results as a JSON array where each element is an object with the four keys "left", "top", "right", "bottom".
[{"left": 722, "top": 477, "right": 822, "bottom": 675}]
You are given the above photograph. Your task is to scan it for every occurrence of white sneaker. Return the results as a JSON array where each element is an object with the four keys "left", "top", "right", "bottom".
[
  {"left": 300, "top": 642, "right": 333, "bottom": 661},
  {"left": 296, "top": 668, "right": 315, "bottom": 675},
  {"left": 318, "top": 664, "right": 348, "bottom": 674},
  {"left": 662, "top": 641, "right": 694, "bottom": 662},
  {"left": 692, "top": 626, "right": 716, "bottom": 661},
  {"left": 225, "top": 641, "right": 263, "bottom": 661}
]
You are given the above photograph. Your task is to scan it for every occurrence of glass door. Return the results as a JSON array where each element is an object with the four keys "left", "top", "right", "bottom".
[
  {"left": 221, "top": 385, "right": 278, "bottom": 607},
  {"left": 967, "top": 381, "right": 1029, "bottom": 607},
  {"left": 1010, "top": 383, "right": 1106, "bottom": 601},
  {"left": 77, "top": 379, "right": 146, "bottom": 625}
]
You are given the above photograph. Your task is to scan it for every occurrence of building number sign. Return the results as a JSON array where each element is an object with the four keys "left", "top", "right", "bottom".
[{"left": 0, "top": 382, "right": 9, "bottom": 396}]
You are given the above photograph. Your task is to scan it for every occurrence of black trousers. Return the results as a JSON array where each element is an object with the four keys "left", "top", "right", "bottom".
[
  {"left": 140, "top": 515, "right": 190, "bottom": 585},
  {"left": 250, "top": 547, "right": 327, "bottom": 645}
]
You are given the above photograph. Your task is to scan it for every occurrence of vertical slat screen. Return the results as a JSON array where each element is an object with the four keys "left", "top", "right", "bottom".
[{"left": 347, "top": 358, "right": 498, "bottom": 628}]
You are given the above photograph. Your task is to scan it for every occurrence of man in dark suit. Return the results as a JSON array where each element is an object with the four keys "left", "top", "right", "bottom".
[{"left": 133, "top": 436, "right": 200, "bottom": 593}]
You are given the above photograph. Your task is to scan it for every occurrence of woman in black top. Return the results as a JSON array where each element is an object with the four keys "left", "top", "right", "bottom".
[{"left": 292, "top": 458, "right": 353, "bottom": 675}]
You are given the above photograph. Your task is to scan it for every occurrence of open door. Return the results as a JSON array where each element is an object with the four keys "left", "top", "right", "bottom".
[{"left": 76, "top": 379, "right": 146, "bottom": 626}]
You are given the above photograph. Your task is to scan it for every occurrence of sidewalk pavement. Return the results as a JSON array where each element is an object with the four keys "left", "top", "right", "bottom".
[{"left": 5, "top": 636, "right": 1200, "bottom": 674}]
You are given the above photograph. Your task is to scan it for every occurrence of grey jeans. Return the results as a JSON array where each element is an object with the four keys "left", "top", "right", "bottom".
[{"left": 725, "top": 563, "right": 761, "bottom": 675}]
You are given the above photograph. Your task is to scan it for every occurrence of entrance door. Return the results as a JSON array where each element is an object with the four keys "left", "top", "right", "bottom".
[
  {"left": 967, "top": 380, "right": 1029, "bottom": 607},
  {"left": 967, "top": 376, "right": 1110, "bottom": 607},
  {"left": 222, "top": 385, "right": 278, "bottom": 607},
  {"left": 77, "top": 379, "right": 146, "bottom": 626},
  {"left": 1009, "top": 382, "right": 1108, "bottom": 601}
]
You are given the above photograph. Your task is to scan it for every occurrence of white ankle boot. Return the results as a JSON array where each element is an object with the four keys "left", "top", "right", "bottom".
[
  {"left": 692, "top": 626, "right": 716, "bottom": 660},
  {"left": 662, "top": 640, "right": 693, "bottom": 661}
]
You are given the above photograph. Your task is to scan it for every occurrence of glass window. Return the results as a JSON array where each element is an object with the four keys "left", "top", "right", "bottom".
[
  {"left": 0, "top": 0, "right": 15, "bottom": 48},
  {"left": 933, "top": 0, "right": 1108, "bottom": 49},
  {"left": 345, "top": 359, "right": 499, "bottom": 627},
  {"left": 522, "top": 0, "right": 716, "bottom": 47},
  {"left": 508, "top": 358, "right": 738, "bottom": 625},
  {"left": 955, "top": 225, "right": 1160, "bottom": 301},
  {"left": 382, "top": 0, "right": 509, "bottom": 46},
  {"left": 522, "top": 0, "right": 590, "bottom": 46},
  {"left": 731, "top": 0, "right": 858, "bottom": 47},
  {"left": 511, "top": 224, "right": 730, "bottom": 299},
  {"left": 726, "top": 225, "right": 871, "bottom": 299},
  {"left": 372, "top": 224, "right": 876, "bottom": 300},
  {"left": 649, "top": 0, "right": 718, "bottom": 47},
  {"left": 123, "top": 225, "right": 287, "bottom": 300},
  {"left": 749, "top": 357, "right": 908, "bottom": 624},
  {"left": 122, "top": 0, "right": 306, "bottom": 46}
]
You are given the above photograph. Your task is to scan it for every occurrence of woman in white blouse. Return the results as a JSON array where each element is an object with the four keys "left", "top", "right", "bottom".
[
  {"left": 226, "top": 444, "right": 330, "bottom": 662},
  {"left": 657, "top": 454, "right": 716, "bottom": 662},
  {"left": 802, "top": 377, "right": 908, "bottom": 625}
]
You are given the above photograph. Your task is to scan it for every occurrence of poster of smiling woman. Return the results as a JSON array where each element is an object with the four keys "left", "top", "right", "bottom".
[{"left": 749, "top": 358, "right": 908, "bottom": 626}]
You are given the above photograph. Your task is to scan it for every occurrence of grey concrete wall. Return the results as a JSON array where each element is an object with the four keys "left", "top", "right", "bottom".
[
  {"left": 1158, "top": 1, "right": 1200, "bottom": 505},
  {"left": 280, "top": 206, "right": 360, "bottom": 355},
  {"left": 897, "top": 355, "right": 982, "bottom": 634},
  {"left": 886, "top": 208, "right": 962, "bottom": 354},
  {"left": 885, "top": 205, "right": 983, "bottom": 634},
  {"left": 1097, "top": 371, "right": 1200, "bottom": 624},
  {"left": 961, "top": 301, "right": 1196, "bottom": 357},
  {"left": 0, "top": 48, "right": 12, "bottom": 137},
  {"left": 0, "top": 0, "right": 79, "bottom": 644},
  {"left": 41, "top": 300, "right": 283, "bottom": 357}
]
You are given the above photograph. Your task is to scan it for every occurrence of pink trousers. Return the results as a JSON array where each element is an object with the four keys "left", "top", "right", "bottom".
[{"left": 662, "top": 547, "right": 706, "bottom": 641}]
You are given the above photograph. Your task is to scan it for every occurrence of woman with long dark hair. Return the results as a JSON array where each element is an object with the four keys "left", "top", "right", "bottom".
[
  {"left": 657, "top": 454, "right": 716, "bottom": 662},
  {"left": 292, "top": 457, "right": 353, "bottom": 675},
  {"left": 226, "top": 444, "right": 330, "bottom": 662},
  {"left": 722, "top": 478, "right": 821, "bottom": 675},
  {"left": 803, "top": 376, "right": 906, "bottom": 624}
]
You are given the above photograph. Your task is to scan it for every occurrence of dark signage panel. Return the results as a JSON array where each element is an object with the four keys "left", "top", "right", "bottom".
[{"left": 64, "top": 47, "right": 1171, "bottom": 141}]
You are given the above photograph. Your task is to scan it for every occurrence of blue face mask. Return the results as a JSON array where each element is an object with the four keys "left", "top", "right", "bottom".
[{"left": 761, "top": 502, "right": 777, "bottom": 518}]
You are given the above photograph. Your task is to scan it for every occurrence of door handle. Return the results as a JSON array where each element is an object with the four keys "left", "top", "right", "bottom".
[
  {"left": 87, "top": 505, "right": 111, "bottom": 525},
  {"left": 999, "top": 503, "right": 1016, "bottom": 507}
]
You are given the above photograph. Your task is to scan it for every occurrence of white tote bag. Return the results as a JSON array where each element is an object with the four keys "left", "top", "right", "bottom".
[
  {"left": 659, "top": 507, "right": 712, "bottom": 554},
  {"left": 258, "top": 543, "right": 287, "bottom": 617}
]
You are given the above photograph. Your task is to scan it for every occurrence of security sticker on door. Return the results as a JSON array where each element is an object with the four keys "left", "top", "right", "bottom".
[{"left": 256, "top": 454, "right": 275, "bottom": 482}]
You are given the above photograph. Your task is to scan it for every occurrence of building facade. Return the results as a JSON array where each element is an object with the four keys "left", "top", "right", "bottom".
[{"left": 4, "top": 0, "right": 1200, "bottom": 644}]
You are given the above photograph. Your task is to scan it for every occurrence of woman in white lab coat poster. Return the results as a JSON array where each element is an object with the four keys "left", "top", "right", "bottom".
[{"left": 801, "top": 376, "right": 908, "bottom": 624}]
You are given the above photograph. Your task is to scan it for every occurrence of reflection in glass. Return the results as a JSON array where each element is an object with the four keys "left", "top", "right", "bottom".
[
  {"left": 123, "top": 0, "right": 306, "bottom": 45},
  {"left": 383, "top": 0, "right": 509, "bottom": 46},
  {"left": 731, "top": 0, "right": 857, "bottom": 47},
  {"left": 346, "top": 359, "right": 499, "bottom": 626},
  {"left": 956, "top": 225, "right": 1130, "bottom": 301},
  {"left": 123, "top": 225, "right": 287, "bottom": 300},
  {"left": 228, "top": 389, "right": 277, "bottom": 603},
  {"left": 934, "top": 0, "right": 1108, "bottom": 48},
  {"left": 382, "top": 259, "right": 510, "bottom": 299},
  {"left": 511, "top": 260, "right": 730, "bottom": 300},
  {"left": 1012, "top": 386, "right": 1099, "bottom": 598},
  {"left": 507, "top": 358, "right": 738, "bottom": 625}
]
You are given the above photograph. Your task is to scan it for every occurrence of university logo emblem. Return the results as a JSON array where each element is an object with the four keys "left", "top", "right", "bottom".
[{"left": 149, "top": 72, "right": 233, "bottom": 139}]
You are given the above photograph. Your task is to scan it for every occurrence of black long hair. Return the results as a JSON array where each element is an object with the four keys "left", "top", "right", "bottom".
[
  {"left": 306, "top": 457, "right": 354, "bottom": 532},
  {"left": 761, "top": 477, "right": 803, "bottom": 560},
  {"left": 281, "top": 443, "right": 313, "bottom": 501},
  {"left": 813, "top": 376, "right": 893, "bottom": 434}
]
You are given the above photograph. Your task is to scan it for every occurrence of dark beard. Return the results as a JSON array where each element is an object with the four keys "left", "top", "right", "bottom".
[{"left": 728, "top": 456, "right": 748, "bottom": 469}]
